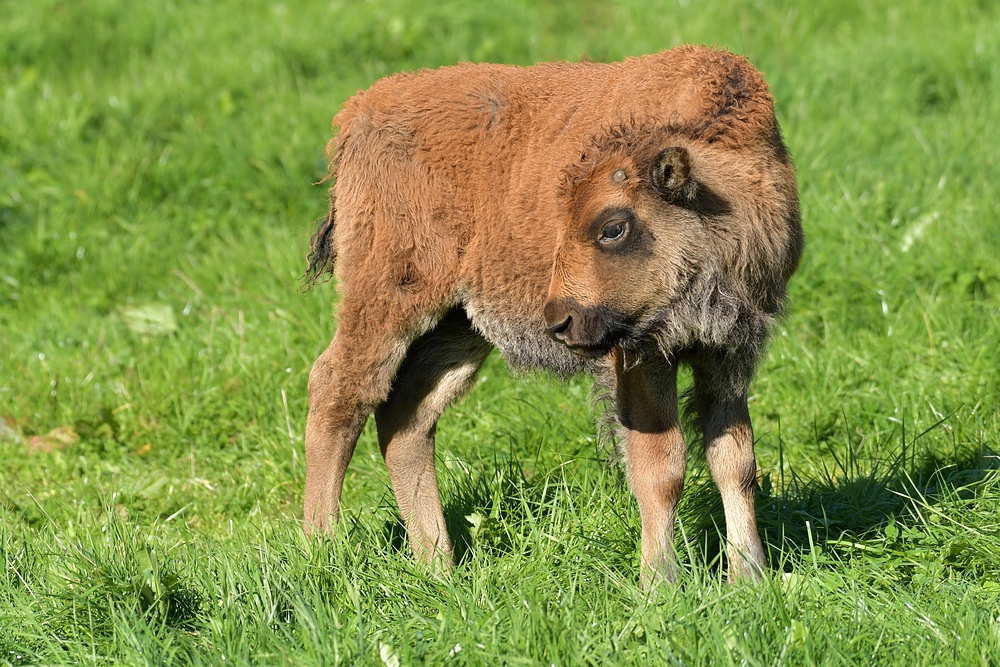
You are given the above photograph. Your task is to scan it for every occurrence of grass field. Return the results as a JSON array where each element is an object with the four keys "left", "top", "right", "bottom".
[{"left": 2, "top": 0, "right": 1000, "bottom": 664}]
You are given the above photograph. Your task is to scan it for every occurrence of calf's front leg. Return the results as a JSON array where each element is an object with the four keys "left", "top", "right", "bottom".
[
  {"left": 613, "top": 348, "right": 687, "bottom": 589},
  {"left": 692, "top": 360, "right": 767, "bottom": 580}
]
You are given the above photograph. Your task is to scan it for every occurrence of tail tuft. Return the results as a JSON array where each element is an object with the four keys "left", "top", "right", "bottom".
[{"left": 301, "top": 191, "right": 338, "bottom": 291}]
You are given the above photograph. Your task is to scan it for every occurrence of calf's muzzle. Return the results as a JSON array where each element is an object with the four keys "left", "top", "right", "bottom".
[
  {"left": 543, "top": 298, "right": 574, "bottom": 343},
  {"left": 544, "top": 314, "right": 572, "bottom": 343},
  {"left": 543, "top": 297, "right": 622, "bottom": 356}
]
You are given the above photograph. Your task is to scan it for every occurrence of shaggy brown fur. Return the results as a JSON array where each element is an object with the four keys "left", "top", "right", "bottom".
[{"left": 303, "top": 46, "right": 802, "bottom": 586}]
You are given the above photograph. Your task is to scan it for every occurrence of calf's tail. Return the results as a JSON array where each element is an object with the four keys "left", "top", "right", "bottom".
[{"left": 301, "top": 190, "right": 337, "bottom": 291}]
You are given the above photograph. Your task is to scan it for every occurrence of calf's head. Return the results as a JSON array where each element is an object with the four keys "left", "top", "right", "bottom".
[{"left": 544, "top": 139, "right": 710, "bottom": 356}]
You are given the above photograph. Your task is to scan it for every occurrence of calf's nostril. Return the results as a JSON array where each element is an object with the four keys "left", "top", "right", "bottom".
[{"left": 545, "top": 315, "right": 572, "bottom": 342}]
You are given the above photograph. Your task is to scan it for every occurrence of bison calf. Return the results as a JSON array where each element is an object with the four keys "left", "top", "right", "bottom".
[{"left": 303, "top": 46, "right": 802, "bottom": 586}]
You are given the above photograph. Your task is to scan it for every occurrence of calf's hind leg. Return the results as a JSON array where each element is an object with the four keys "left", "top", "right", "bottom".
[
  {"left": 374, "top": 309, "right": 492, "bottom": 566},
  {"left": 304, "top": 296, "right": 441, "bottom": 536}
]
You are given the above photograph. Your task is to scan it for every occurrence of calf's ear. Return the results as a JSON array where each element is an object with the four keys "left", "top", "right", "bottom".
[{"left": 651, "top": 146, "right": 697, "bottom": 203}]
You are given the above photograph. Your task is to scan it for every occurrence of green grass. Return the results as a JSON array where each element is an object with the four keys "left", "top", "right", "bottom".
[{"left": 2, "top": 0, "right": 1000, "bottom": 664}]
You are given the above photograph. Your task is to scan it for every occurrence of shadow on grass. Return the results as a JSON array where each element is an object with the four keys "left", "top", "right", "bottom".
[
  {"left": 680, "top": 434, "right": 999, "bottom": 577},
  {"left": 374, "top": 418, "right": 999, "bottom": 581}
]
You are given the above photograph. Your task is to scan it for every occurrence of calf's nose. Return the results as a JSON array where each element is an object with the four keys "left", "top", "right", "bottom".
[
  {"left": 545, "top": 315, "right": 572, "bottom": 342},
  {"left": 543, "top": 299, "right": 574, "bottom": 343}
]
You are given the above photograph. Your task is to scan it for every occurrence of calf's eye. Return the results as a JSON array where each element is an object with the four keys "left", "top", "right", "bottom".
[{"left": 599, "top": 220, "right": 628, "bottom": 244}]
